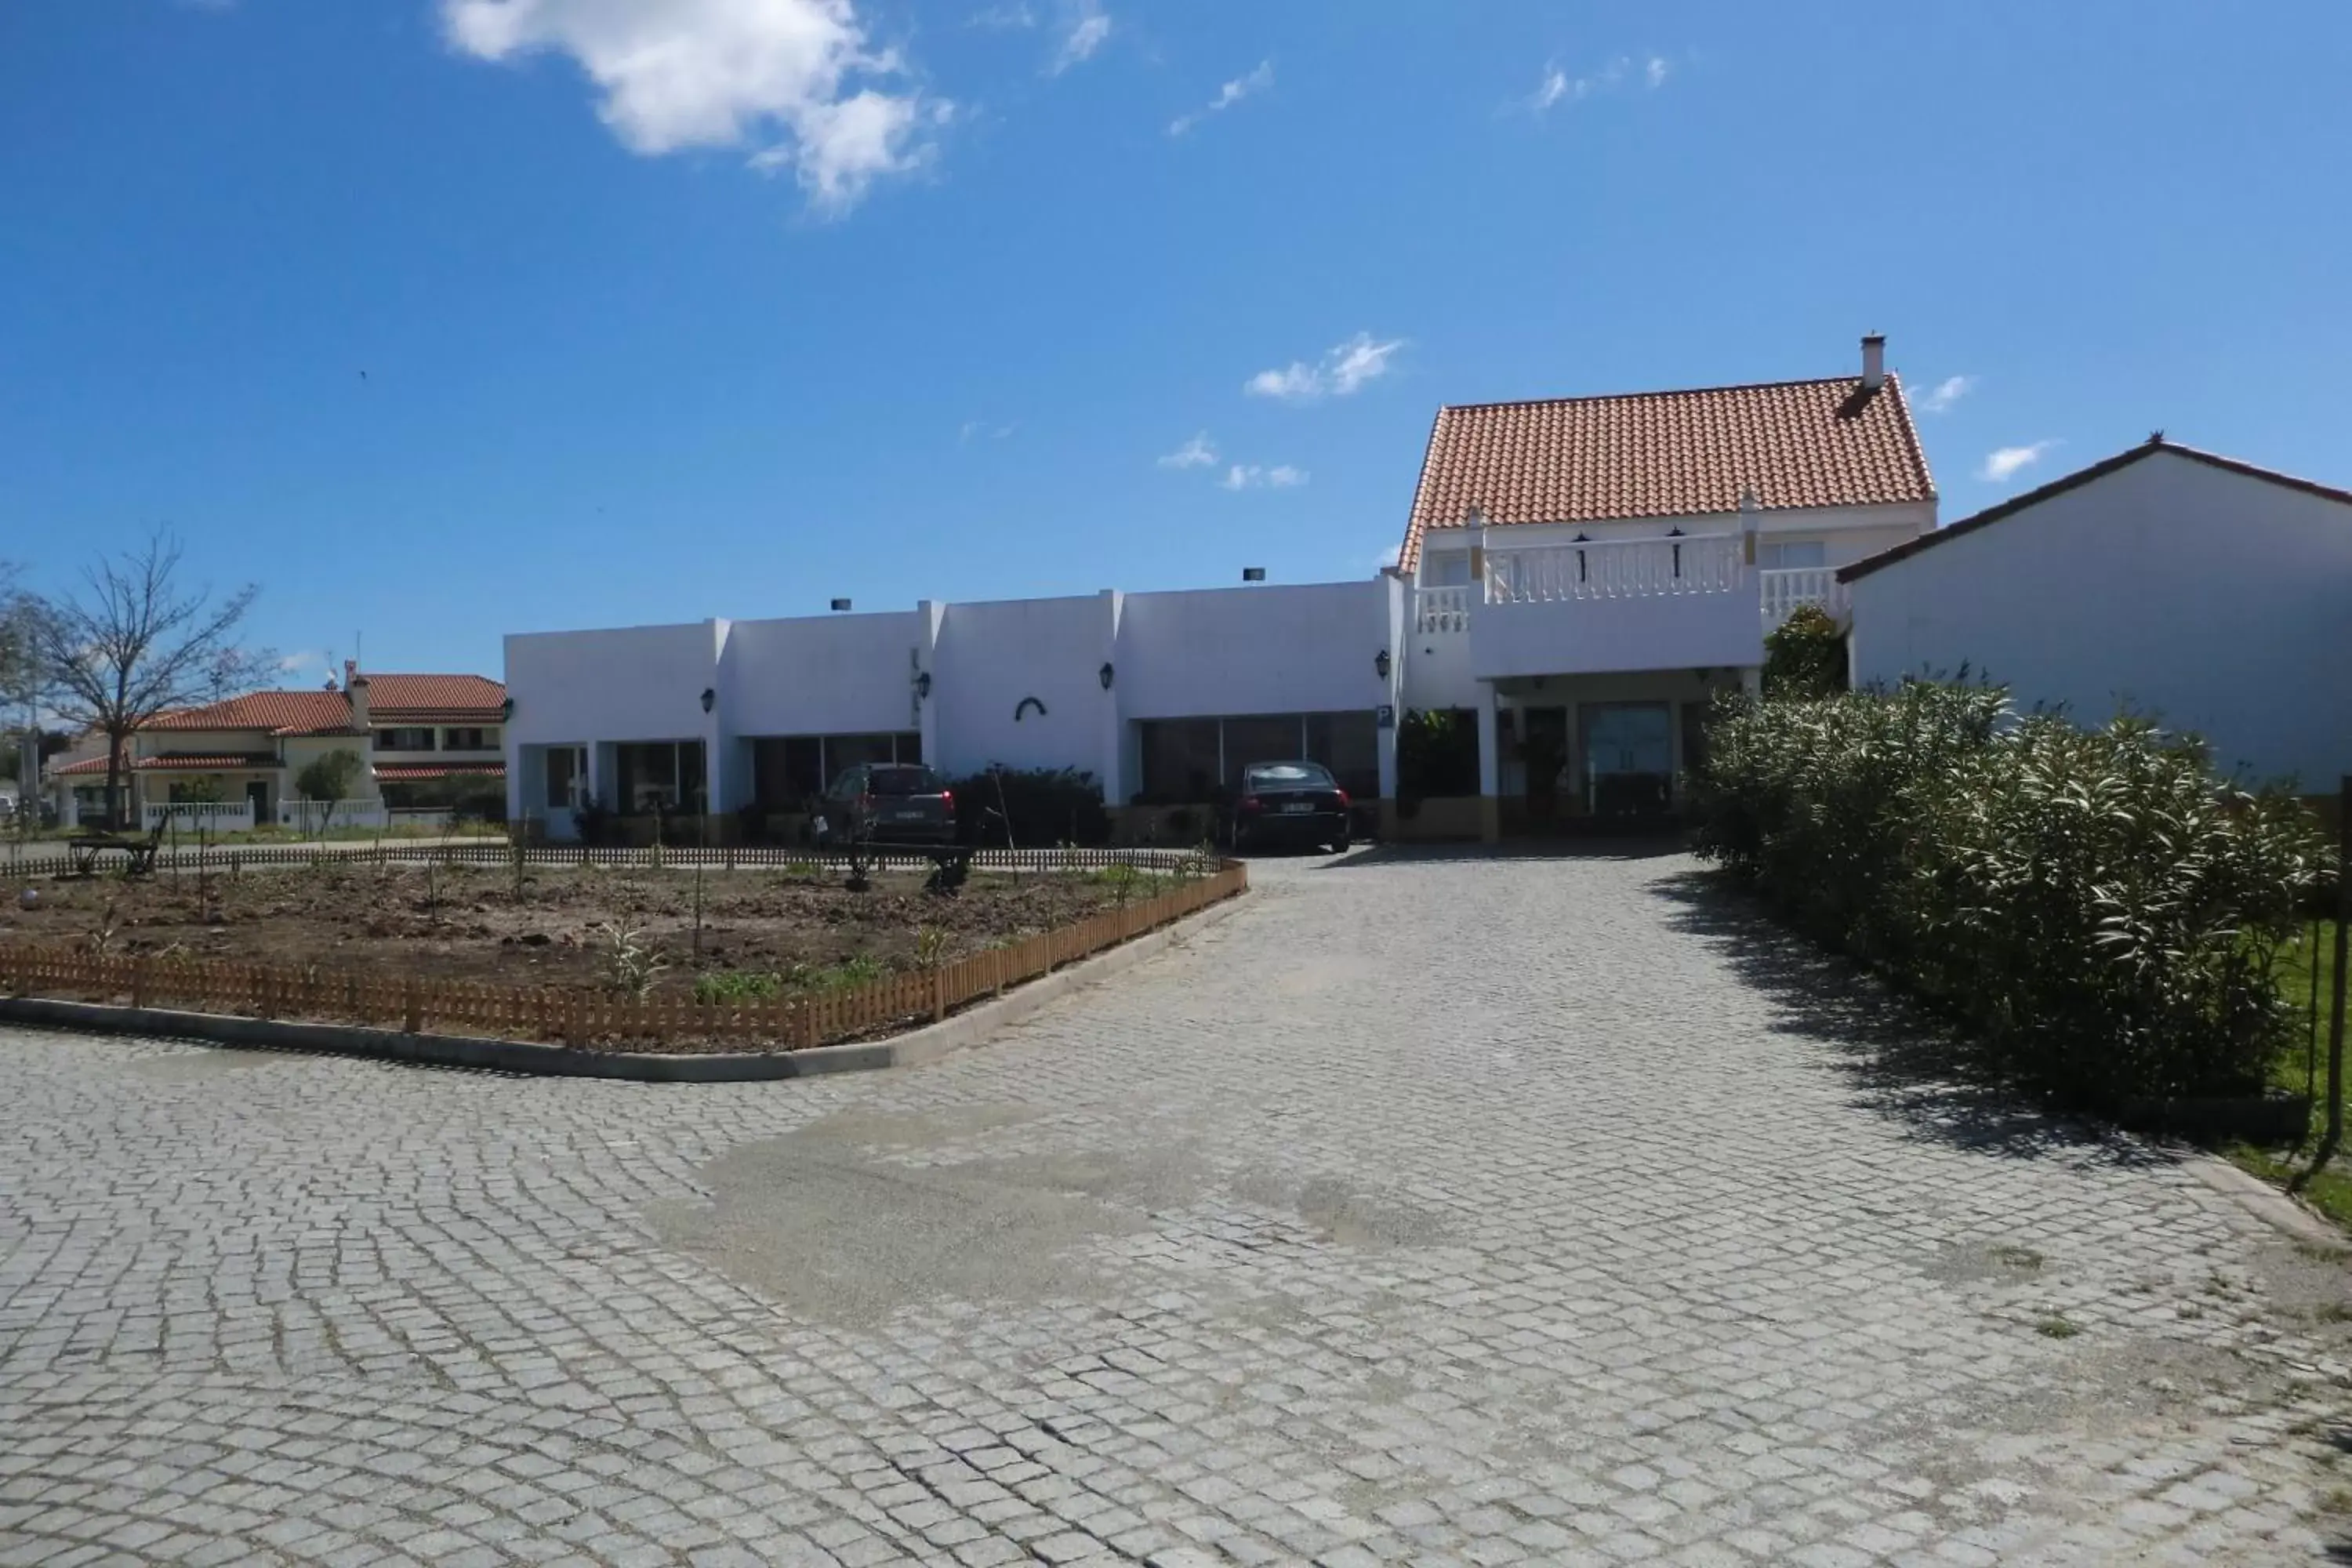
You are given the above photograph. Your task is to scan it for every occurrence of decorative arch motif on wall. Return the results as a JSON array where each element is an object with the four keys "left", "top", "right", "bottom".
[{"left": 1012, "top": 696, "right": 1048, "bottom": 722}]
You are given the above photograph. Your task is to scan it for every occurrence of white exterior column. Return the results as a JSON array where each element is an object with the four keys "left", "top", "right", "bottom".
[
  {"left": 1475, "top": 682, "right": 1501, "bottom": 843},
  {"left": 916, "top": 600, "right": 945, "bottom": 768},
  {"left": 1095, "top": 590, "right": 1126, "bottom": 809}
]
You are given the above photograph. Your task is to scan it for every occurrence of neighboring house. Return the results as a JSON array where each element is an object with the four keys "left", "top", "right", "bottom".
[
  {"left": 507, "top": 336, "right": 1935, "bottom": 843},
  {"left": 1395, "top": 335, "right": 1936, "bottom": 835},
  {"left": 49, "top": 664, "right": 507, "bottom": 831},
  {"left": 1842, "top": 437, "right": 2352, "bottom": 793}
]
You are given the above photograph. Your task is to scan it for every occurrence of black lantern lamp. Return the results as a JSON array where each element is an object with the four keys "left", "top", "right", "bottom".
[
  {"left": 699, "top": 688, "right": 715, "bottom": 714},
  {"left": 1374, "top": 648, "right": 1391, "bottom": 681},
  {"left": 914, "top": 670, "right": 932, "bottom": 700},
  {"left": 1098, "top": 662, "right": 1115, "bottom": 691}
]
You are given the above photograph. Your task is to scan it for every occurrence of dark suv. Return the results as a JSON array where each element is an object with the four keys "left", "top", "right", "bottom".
[{"left": 818, "top": 763, "right": 958, "bottom": 846}]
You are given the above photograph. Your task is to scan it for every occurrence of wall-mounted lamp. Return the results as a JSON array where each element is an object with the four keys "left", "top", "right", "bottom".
[
  {"left": 829, "top": 597, "right": 852, "bottom": 612},
  {"left": 1098, "top": 662, "right": 1115, "bottom": 691},
  {"left": 1374, "top": 649, "right": 1391, "bottom": 681},
  {"left": 913, "top": 670, "right": 932, "bottom": 700},
  {"left": 699, "top": 688, "right": 716, "bottom": 714},
  {"left": 1667, "top": 525, "right": 1685, "bottom": 579}
]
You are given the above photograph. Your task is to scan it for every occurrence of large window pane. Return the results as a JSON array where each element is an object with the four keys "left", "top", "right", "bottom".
[
  {"left": 1221, "top": 715, "right": 1304, "bottom": 794},
  {"left": 1138, "top": 719, "right": 1220, "bottom": 803},
  {"left": 1305, "top": 711, "right": 1379, "bottom": 800},
  {"left": 545, "top": 746, "right": 579, "bottom": 810}
]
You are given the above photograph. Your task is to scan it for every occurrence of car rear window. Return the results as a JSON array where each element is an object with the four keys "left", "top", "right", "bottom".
[
  {"left": 869, "top": 765, "right": 946, "bottom": 797},
  {"left": 1244, "top": 763, "right": 1333, "bottom": 789}
]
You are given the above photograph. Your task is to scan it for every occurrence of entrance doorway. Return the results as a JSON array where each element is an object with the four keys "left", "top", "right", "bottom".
[
  {"left": 1580, "top": 702, "right": 1673, "bottom": 816},
  {"left": 1519, "top": 706, "right": 1569, "bottom": 818},
  {"left": 245, "top": 780, "right": 270, "bottom": 828}
]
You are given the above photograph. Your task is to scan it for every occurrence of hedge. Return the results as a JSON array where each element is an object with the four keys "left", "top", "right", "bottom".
[{"left": 1688, "top": 681, "right": 2332, "bottom": 1107}]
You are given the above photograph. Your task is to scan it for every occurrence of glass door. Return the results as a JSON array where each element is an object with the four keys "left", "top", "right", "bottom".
[{"left": 1580, "top": 702, "right": 1674, "bottom": 816}]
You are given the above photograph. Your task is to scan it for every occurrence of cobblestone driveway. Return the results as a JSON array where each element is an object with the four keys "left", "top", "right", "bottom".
[{"left": 5, "top": 850, "right": 2350, "bottom": 1567}]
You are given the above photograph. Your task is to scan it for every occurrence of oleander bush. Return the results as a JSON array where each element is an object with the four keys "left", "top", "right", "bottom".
[{"left": 1690, "top": 681, "right": 2330, "bottom": 1107}]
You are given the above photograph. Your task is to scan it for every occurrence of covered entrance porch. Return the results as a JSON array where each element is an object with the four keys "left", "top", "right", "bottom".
[{"left": 1473, "top": 668, "right": 1754, "bottom": 840}]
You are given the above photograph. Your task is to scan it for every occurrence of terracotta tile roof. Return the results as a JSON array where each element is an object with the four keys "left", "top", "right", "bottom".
[
  {"left": 136, "top": 674, "right": 505, "bottom": 736},
  {"left": 1838, "top": 436, "right": 2352, "bottom": 584},
  {"left": 146, "top": 690, "right": 349, "bottom": 734},
  {"left": 365, "top": 673, "right": 506, "bottom": 717},
  {"left": 132, "top": 753, "right": 279, "bottom": 771},
  {"left": 1397, "top": 374, "right": 1936, "bottom": 572},
  {"left": 374, "top": 764, "right": 506, "bottom": 781},
  {"left": 51, "top": 752, "right": 126, "bottom": 778}
]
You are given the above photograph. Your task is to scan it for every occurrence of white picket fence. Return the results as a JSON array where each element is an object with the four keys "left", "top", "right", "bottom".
[
  {"left": 143, "top": 801, "right": 255, "bottom": 833},
  {"left": 276, "top": 799, "right": 392, "bottom": 833}
]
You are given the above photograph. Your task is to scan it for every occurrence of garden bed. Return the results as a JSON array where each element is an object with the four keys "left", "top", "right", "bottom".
[{"left": 0, "top": 860, "right": 1168, "bottom": 1001}]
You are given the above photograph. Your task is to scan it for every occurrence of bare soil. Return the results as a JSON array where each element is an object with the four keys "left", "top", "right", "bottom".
[{"left": 0, "top": 861, "right": 1143, "bottom": 998}]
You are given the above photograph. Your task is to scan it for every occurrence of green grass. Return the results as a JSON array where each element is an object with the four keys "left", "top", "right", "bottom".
[
  {"left": 691, "top": 956, "right": 887, "bottom": 1004},
  {"left": 2221, "top": 920, "right": 2350, "bottom": 1231}
]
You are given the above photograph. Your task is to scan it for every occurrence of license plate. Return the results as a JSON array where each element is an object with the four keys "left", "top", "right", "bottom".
[
  {"left": 890, "top": 809, "right": 926, "bottom": 821},
  {"left": 1279, "top": 802, "right": 1314, "bottom": 815}
]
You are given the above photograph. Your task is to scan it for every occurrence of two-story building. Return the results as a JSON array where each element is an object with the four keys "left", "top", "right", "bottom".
[
  {"left": 50, "top": 665, "right": 508, "bottom": 831},
  {"left": 1395, "top": 336, "right": 1936, "bottom": 836},
  {"left": 504, "top": 336, "right": 1936, "bottom": 843}
]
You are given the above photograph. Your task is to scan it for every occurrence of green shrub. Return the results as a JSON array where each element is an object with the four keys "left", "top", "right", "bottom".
[
  {"left": 1398, "top": 707, "right": 1478, "bottom": 800},
  {"left": 1762, "top": 604, "right": 1846, "bottom": 699},
  {"left": 949, "top": 767, "right": 1110, "bottom": 848},
  {"left": 692, "top": 968, "right": 786, "bottom": 1004},
  {"left": 1690, "top": 681, "right": 2330, "bottom": 1107}
]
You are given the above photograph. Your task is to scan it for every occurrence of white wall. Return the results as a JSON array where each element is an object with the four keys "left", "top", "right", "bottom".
[
  {"left": 931, "top": 594, "right": 1115, "bottom": 782},
  {"left": 506, "top": 621, "right": 721, "bottom": 746},
  {"left": 1415, "top": 502, "right": 1934, "bottom": 581},
  {"left": 1471, "top": 586, "right": 1765, "bottom": 681},
  {"left": 721, "top": 611, "right": 925, "bottom": 739},
  {"left": 1848, "top": 448, "right": 2352, "bottom": 789},
  {"left": 1116, "top": 581, "right": 1394, "bottom": 719}
]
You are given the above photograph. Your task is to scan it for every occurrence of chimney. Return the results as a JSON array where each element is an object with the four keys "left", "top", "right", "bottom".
[
  {"left": 1860, "top": 333, "right": 1886, "bottom": 391},
  {"left": 347, "top": 673, "right": 370, "bottom": 732},
  {"left": 344, "top": 658, "right": 359, "bottom": 689}
]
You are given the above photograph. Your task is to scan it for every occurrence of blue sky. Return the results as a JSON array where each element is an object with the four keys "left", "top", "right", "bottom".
[{"left": 4, "top": 1, "right": 2347, "bottom": 682}]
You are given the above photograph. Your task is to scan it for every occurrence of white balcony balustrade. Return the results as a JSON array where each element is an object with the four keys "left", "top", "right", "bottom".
[
  {"left": 1414, "top": 584, "right": 1470, "bottom": 633},
  {"left": 1758, "top": 567, "right": 1849, "bottom": 627},
  {"left": 1484, "top": 534, "right": 1746, "bottom": 604}
]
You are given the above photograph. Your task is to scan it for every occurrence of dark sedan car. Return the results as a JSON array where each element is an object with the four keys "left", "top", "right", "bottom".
[
  {"left": 817, "top": 763, "right": 959, "bottom": 846},
  {"left": 1224, "top": 760, "right": 1352, "bottom": 853}
]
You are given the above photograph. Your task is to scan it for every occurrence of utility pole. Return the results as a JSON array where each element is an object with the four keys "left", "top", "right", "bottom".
[{"left": 2303, "top": 775, "right": 2351, "bottom": 1189}]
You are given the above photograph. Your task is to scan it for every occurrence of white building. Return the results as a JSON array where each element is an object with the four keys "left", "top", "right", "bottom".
[
  {"left": 508, "top": 337, "right": 1936, "bottom": 842},
  {"left": 51, "top": 666, "right": 507, "bottom": 832},
  {"left": 1395, "top": 336, "right": 1936, "bottom": 836},
  {"left": 1843, "top": 437, "right": 2352, "bottom": 793}
]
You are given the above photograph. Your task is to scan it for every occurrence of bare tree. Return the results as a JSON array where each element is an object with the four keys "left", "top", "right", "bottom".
[{"left": 27, "top": 532, "right": 270, "bottom": 831}]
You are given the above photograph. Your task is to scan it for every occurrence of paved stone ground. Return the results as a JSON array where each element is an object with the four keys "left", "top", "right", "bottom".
[{"left": 5, "top": 848, "right": 2352, "bottom": 1568}]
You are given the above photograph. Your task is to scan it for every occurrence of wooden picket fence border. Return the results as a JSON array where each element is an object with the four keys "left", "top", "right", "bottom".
[
  {"left": 0, "top": 859, "right": 1247, "bottom": 1054},
  {"left": 0, "top": 840, "right": 1215, "bottom": 882}
]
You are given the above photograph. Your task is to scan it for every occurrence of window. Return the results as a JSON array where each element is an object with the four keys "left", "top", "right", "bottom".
[
  {"left": 376, "top": 728, "right": 436, "bottom": 752},
  {"left": 1422, "top": 552, "right": 1472, "bottom": 587},
  {"left": 615, "top": 739, "right": 706, "bottom": 812},
  {"left": 751, "top": 732, "right": 920, "bottom": 810},
  {"left": 1759, "top": 539, "right": 1827, "bottom": 570},
  {"left": 544, "top": 746, "right": 583, "bottom": 811},
  {"left": 1243, "top": 762, "right": 1334, "bottom": 792},
  {"left": 1137, "top": 712, "right": 1381, "bottom": 803},
  {"left": 443, "top": 727, "right": 492, "bottom": 751}
]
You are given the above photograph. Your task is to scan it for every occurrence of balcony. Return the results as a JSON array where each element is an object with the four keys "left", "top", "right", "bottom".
[{"left": 1409, "top": 534, "right": 1844, "bottom": 680}]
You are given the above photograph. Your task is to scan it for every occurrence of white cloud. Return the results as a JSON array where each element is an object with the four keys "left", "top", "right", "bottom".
[
  {"left": 967, "top": 2, "right": 1035, "bottom": 27},
  {"left": 1218, "top": 463, "right": 1308, "bottom": 491},
  {"left": 1048, "top": 1, "right": 1109, "bottom": 74},
  {"left": 1168, "top": 59, "right": 1273, "bottom": 136},
  {"left": 1377, "top": 543, "right": 1401, "bottom": 570},
  {"left": 441, "top": 0, "right": 942, "bottom": 215},
  {"left": 277, "top": 651, "right": 325, "bottom": 675},
  {"left": 1157, "top": 433, "right": 1218, "bottom": 470},
  {"left": 960, "top": 419, "right": 1018, "bottom": 444},
  {"left": 1919, "top": 374, "right": 1976, "bottom": 415},
  {"left": 1530, "top": 64, "right": 1570, "bottom": 112},
  {"left": 1245, "top": 331, "right": 1404, "bottom": 402},
  {"left": 1523, "top": 53, "right": 1666, "bottom": 115},
  {"left": 1979, "top": 441, "right": 2059, "bottom": 482}
]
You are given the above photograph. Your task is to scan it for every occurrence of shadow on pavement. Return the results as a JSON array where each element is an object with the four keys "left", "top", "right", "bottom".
[
  {"left": 1320, "top": 837, "right": 1689, "bottom": 869},
  {"left": 1650, "top": 866, "right": 2173, "bottom": 1171}
]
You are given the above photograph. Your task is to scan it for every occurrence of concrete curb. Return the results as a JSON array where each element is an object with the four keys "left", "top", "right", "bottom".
[
  {"left": 2183, "top": 1151, "right": 2346, "bottom": 1249},
  {"left": 0, "top": 893, "right": 1247, "bottom": 1083}
]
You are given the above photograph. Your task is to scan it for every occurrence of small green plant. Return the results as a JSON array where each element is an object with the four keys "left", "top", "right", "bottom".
[
  {"left": 692, "top": 968, "right": 785, "bottom": 1004},
  {"left": 914, "top": 925, "right": 948, "bottom": 970},
  {"left": 2034, "top": 1314, "right": 2082, "bottom": 1340},
  {"left": 594, "top": 918, "right": 667, "bottom": 999},
  {"left": 789, "top": 954, "right": 885, "bottom": 994}
]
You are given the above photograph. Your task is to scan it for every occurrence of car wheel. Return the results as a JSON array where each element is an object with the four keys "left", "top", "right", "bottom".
[{"left": 1332, "top": 834, "right": 1351, "bottom": 853}]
